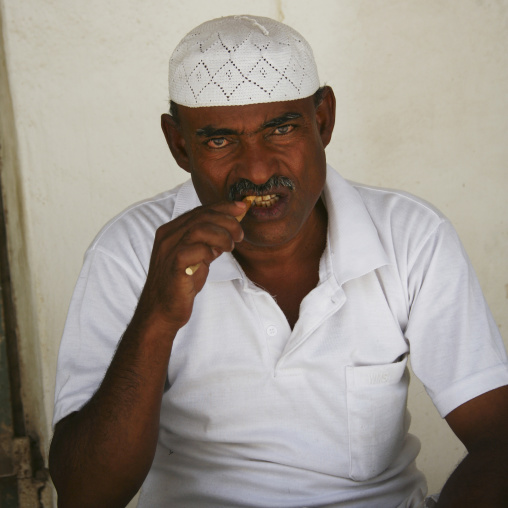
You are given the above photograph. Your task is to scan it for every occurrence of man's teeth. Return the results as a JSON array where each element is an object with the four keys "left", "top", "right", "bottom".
[{"left": 247, "top": 194, "right": 279, "bottom": 207}]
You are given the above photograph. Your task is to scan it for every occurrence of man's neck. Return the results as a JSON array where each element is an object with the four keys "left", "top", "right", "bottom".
[{"left": 233, "top": 199, "right": 328, "bottom": 328}]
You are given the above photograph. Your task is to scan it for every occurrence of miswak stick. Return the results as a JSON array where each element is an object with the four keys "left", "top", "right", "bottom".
[{"left": 185, "top": 196, "right": 256, "bottom": 275}]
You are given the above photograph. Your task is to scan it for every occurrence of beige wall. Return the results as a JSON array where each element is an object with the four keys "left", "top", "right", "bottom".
[{"left": 1, "top": 0, "right": 506, "bottom": 502}]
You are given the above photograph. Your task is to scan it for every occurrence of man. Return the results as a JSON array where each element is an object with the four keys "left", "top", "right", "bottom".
[{"left": 49, "top": 15, "right": 508, "bottom": 508}]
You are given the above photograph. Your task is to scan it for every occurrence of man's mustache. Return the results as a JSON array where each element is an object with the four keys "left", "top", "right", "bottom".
[{"left": 228, "top": 176, "right": 295, "bottom": 201}]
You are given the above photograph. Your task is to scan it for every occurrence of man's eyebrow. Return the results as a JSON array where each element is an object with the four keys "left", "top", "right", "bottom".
[
  {"left": 195, "top": 112, "right": 303, "bottom": 138},
  {"left": 261, "top": 112, "right": 302, "bottom": 129},
  {"left": 196, "top": 126, "right": 238, "bottom": 138}
]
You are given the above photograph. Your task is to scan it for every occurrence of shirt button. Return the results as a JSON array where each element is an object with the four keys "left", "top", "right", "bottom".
[{"left": 266, "top": 325, "right": 278, "bottom": 336}]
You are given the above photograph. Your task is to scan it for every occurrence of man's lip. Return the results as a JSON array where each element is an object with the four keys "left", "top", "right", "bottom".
[
  {"left": 233, "top": 187, "right": 292, "bottom": 202},
  {"left": 249, "top": 194, "right": 280, "bottom": 207},
  {"left": 243, "top": 193, "right": 289, "bottom": 219}
]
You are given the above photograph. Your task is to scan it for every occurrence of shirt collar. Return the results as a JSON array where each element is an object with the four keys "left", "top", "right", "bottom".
[
  {"left": 322, "top": 166, "right": 390, "bottom": 286},
  {"left": 171, "top": 166, "right": 390, "bottom": 286},
  {"left": 171, "top": 179, "right": 201, "bottom": 220}
]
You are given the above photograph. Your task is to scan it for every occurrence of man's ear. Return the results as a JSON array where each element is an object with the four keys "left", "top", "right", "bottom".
[
  {"left": 161, "top": 113, "right": 190, "bottom": 172},
  {"left": 315, "top": 86, "right": 336, "bottom": 149}
]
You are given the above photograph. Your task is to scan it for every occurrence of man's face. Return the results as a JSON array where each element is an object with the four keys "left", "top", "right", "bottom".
[{"left": 165, "top": 91, "right": 334, "bottom": 249}]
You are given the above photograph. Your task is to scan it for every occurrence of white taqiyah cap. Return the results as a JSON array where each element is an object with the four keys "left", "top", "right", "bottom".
[{"left": 168, "top": 15, "right": 320, "bottom": 107}]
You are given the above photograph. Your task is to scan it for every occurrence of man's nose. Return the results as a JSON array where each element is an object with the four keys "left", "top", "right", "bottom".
[{"left": 235, "top": 140, "right": 277, "bottom": 185}]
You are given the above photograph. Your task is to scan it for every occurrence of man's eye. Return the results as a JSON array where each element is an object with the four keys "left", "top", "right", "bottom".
[
  {"left": 273, "top": 125, "right": 294, "bottom": 135},
  {"left": 207, "top": 137, "right": 228, "bottom": 148}
]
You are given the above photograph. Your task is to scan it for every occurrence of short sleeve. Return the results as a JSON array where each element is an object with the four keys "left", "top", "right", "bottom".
[
  {"left": 405, "top": 220, "right": 508, "bottom": 417},
  {"left": 52, "top": 247, "right": 146, "bottom": 426}
]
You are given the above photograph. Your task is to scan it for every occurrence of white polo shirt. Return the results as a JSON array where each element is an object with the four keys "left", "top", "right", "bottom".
[{"left": 53, "top": 166, "right": 508, "bottom": 507}]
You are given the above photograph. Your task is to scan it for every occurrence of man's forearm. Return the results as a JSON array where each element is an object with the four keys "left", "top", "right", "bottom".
[
  {"left": 437, "top": 441, "right": 508, "bottom": 507},
  {"left": 49, "top": 316, "right": 177, "bottom": 508},
  {"left": 50, "top": 201, "right": 246, "bottom": 506}
]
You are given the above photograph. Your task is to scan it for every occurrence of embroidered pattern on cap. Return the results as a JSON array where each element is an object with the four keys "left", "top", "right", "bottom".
[{"left": 168, "top": 15, "right": 320, "bottom": 107}]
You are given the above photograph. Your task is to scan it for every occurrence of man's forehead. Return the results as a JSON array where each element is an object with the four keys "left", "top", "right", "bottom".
[{"left": 178, "top": 97, "right": 315, "bottom": 131}]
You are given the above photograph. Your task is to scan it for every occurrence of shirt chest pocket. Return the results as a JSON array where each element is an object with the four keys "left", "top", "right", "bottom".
[{"left": 345, "top": 357, "right": 410, "bottom": 481}]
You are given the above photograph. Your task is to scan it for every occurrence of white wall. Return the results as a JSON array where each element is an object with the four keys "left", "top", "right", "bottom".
[{"left": 1, "top": 0, "right": 506, "bottom": 502}]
